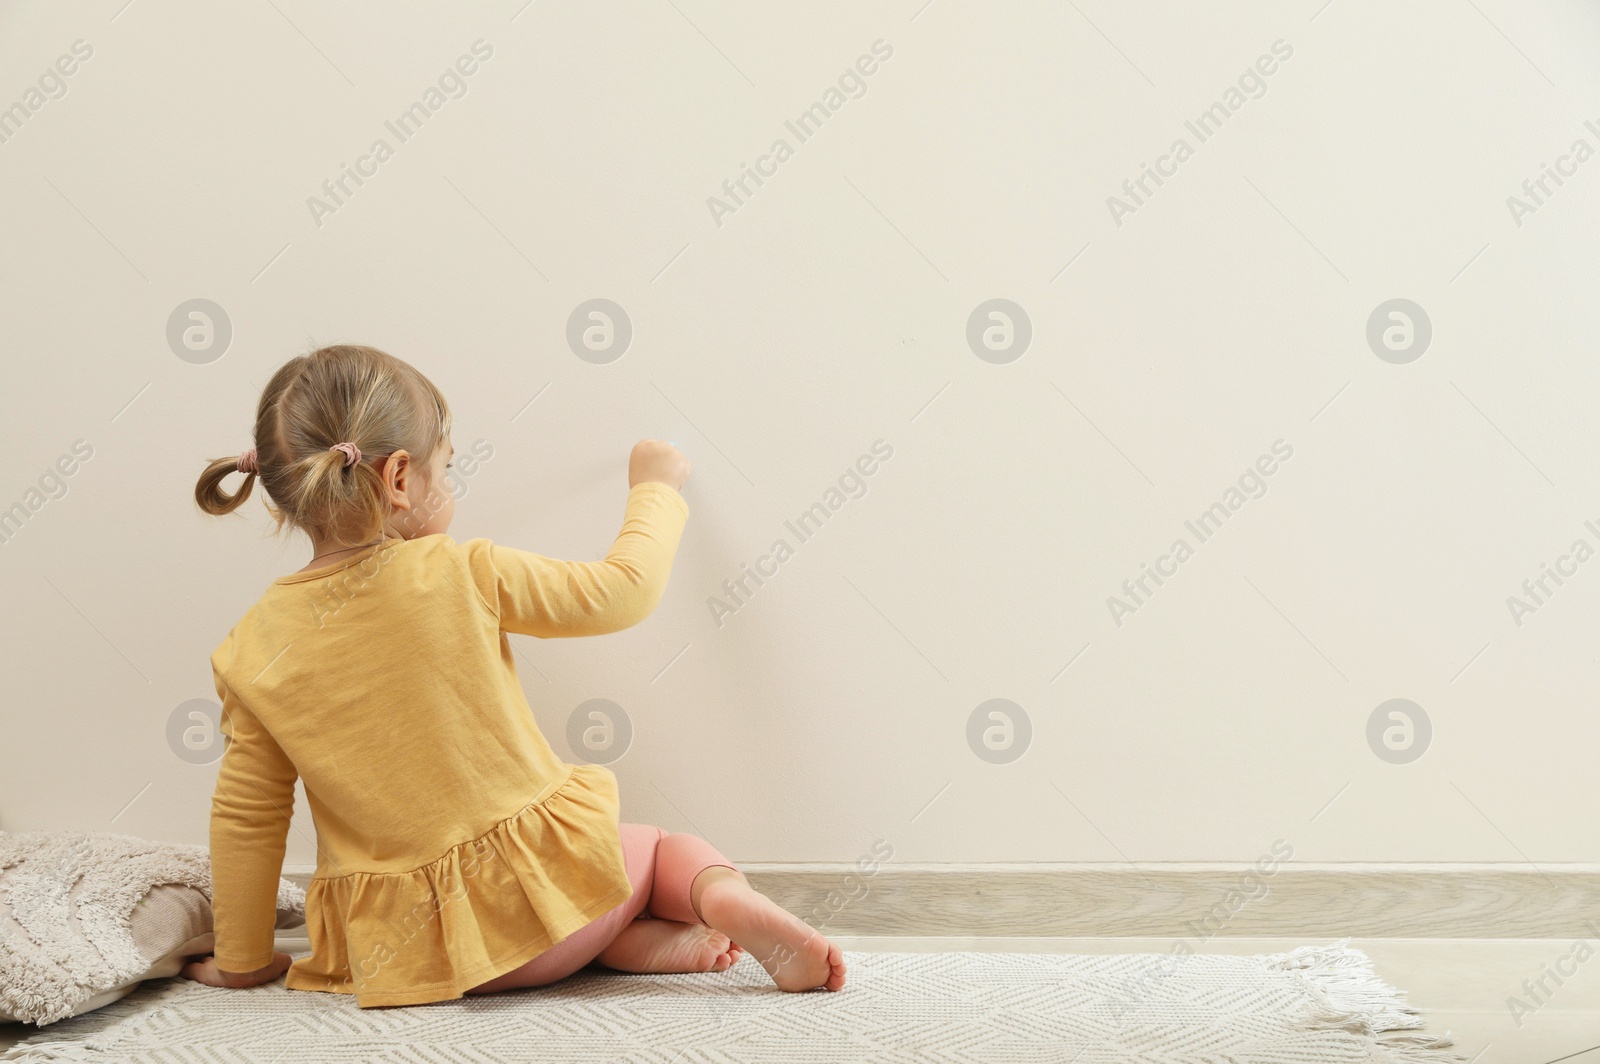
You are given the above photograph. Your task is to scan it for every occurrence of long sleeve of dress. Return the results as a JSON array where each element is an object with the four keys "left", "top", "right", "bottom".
[
  {"left": 208, "top": 670, "right": 299, "bottom": 972},
  {"left": 462, "top": 482, "right": 690, "bottom": 638}
]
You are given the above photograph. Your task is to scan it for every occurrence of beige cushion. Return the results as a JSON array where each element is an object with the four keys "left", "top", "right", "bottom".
[{"left": 0, "top": 832, "right": 305, "bottom": 1026}]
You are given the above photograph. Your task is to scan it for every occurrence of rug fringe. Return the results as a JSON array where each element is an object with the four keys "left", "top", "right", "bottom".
[
  {"left": 0, "top": 1039, "right": 104, "bottom": 1063},
  {"left": 1267, "top": 942, "right": 1467, "bottom": 1064}
]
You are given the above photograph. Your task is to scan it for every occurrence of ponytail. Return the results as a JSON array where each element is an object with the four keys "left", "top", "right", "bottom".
[
  {"left": 291, "top": 446, "right": 390, "bottom": 545},
  {"left": 194, "top": 455, "right": 257, "bottom": 516}
]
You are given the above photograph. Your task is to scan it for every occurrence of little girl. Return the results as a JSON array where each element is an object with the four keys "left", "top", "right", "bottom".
[{"left": 181, "top": 344, "right": 845, "bottom": 1006}]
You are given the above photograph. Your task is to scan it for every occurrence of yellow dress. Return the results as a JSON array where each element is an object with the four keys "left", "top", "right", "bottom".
[{"left": 206, "top": 482, "right": 689, "bottom": 1007}]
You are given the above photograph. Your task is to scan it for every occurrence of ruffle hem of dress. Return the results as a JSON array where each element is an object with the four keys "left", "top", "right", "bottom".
[{"left": 283, "top": 762, "right": 634, "bottom": 1007}]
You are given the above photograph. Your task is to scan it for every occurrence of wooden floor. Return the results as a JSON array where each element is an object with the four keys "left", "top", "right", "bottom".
[{"left": 3, "top": 938, "right": 1592, "bottom": 1062}]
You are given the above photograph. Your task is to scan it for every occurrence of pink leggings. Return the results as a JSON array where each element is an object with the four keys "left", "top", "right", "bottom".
[{"left": 466, "top": 823, "right": 736, "bottom": 992}]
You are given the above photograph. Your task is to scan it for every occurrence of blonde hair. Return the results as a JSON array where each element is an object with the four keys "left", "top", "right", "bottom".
[{"left": 195, "top": 345, "right": 451, "bottom": 545}]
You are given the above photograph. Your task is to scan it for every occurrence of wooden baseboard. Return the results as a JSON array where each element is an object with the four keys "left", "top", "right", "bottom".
[{"left": 280, "top": 863, "right": 1600, "bottom": 939}]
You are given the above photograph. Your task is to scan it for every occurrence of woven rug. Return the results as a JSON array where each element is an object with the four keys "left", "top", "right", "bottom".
[{"left": 2, "top": 945, "right": 1461, "bottom": 1063}]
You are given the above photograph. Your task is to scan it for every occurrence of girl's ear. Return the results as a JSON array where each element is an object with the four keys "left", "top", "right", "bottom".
[{"left": 380, "top": 449, "right": 414, "bottom": 511}]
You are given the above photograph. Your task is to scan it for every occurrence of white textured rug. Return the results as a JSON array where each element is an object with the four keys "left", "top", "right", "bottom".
[{"left": 2, "top": 945, "right": 1461, "bottom": 1063}]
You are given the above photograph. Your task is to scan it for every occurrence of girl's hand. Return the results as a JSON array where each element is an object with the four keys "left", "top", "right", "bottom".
[
  {"left": 629, "top": 439, "right": 691, "bottom": 491},
  {"left": 180, "top": 951, "right": 293, "bottom": 989}
]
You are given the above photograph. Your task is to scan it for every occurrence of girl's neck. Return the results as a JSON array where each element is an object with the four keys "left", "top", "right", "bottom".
[{"left": 298, "top": 533, "right": 398, "bottom": 573}]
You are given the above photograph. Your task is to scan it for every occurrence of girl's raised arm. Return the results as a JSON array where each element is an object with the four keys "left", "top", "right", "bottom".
[{"left": 461, "top": 481, "right": 690, "bottom": 639}]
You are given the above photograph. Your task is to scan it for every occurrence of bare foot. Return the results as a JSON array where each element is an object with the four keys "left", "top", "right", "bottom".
[
  {"left": 697, "top": 879, "right": 846, "bottom": 992},
  {"left": 595, "top": 918, "right": 743, "bottom": 975}
]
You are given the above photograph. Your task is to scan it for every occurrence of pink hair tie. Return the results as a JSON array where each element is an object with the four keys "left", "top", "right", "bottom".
[
  {"left": 329, "top": 442, "right": 362, "bottom": 467},
  {"left": 236, "top": 448, "right": 258, "bottom": 474}
]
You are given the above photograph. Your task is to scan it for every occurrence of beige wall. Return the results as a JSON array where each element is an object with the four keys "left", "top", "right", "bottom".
[{"left": 2, "top": 1, "right": 1598, "bottom": 869}]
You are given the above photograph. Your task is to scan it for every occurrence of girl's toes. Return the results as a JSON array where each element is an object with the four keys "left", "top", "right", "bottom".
[
  {"left": 705, "top": 932, "right": 740, "bottom": 973},
  {"left": 824, "top": 943, "right": 847, "bottom": 992}
]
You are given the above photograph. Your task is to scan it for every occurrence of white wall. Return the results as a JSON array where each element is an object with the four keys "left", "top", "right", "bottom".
[{"left": 2, "top": 1, "right": 1598, "bottom": 869}]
